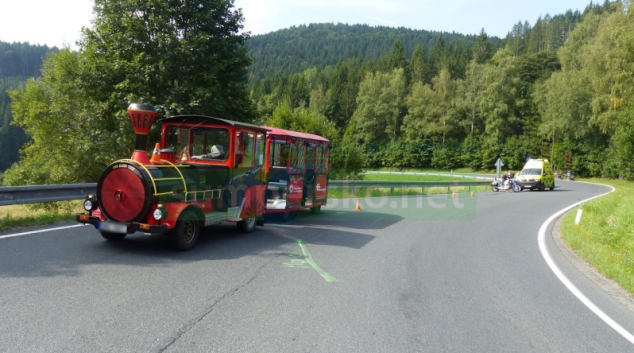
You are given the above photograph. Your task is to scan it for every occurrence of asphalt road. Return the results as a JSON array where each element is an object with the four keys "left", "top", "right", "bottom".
[{"left": 1, "top": 180, "right": 633, "bottom": 353}]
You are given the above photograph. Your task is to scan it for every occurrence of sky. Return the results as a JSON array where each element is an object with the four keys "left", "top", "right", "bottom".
[{"left": 0, "top": 0, "right": 594, "bottom": 49}]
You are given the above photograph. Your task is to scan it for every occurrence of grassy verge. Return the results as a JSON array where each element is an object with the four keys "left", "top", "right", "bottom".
[
  {"left": 366, "top": 167, "right": 495, "bottom": 174},
  {"left": 363, "top": 174, "right": 468, "bottom": 182},
  {"left": 328, "top": 173, "right": 489, "bottom": 198},
  {"left": 0, "top": 201, "right": 83, "bottom": 232},
  {"left": 560, "top": 178, "right": 634, "bottom": 294},
  {"left": 328, "top": 185, "right": 488, "bottom": 199}
]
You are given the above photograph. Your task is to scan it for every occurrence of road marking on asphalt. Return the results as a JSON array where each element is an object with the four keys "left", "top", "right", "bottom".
[
  {"left": 0, "top": 224, "right": 84, "bottom": 240},
  {"left": 538, "top": 183, "right": 634, "bottom": 345},
  {"left": 283, "top": 240, "right": 339, "bottom": 282}
]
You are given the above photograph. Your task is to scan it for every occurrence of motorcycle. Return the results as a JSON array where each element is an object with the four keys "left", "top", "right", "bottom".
[
  {"left": 555, "top": 172, "right": 564, "bottom": 180},
  {"left": 491, "top": 177, "right": 522, "bottom": 192},
  {"left": 567, "top": 172, "right": 575, "bottom": 181}
]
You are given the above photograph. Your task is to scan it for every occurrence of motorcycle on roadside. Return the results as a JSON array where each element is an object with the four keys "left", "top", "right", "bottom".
[{"left": 491, "top": 175, "right": 522, "bottom": 192}]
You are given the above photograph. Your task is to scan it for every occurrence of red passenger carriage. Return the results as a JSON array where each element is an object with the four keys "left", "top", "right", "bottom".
[{"left": 264, "top": 127, "right": 330, "bottom": 218}]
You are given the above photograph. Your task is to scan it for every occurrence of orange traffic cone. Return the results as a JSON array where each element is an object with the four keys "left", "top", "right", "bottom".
[
  {"left": 505, "top": 188, "right": 509, "bottom": 193},
  {"left": 150, "top": 143, "right": 161, "bottom": 163},
  {"left": 355, "top": 199, "right": 362, "bottom": 211},
  {"left": 470, "top": 191, "right": 475, "bottom": 197},
  {"left": 452, "top": 191, "right": 456, "bottom": 198}
]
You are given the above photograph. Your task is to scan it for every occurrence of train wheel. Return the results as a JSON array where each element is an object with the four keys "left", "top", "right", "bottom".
[
  {"left": 100, "top": 231, "right": 126, "bottom": 241},
  {"left": 169, "top": 211, "right": 200, "bottom": 251},
  {"left": 237, "top": 216, "right": 257, "bottom": 233},
  {"left": 310, "top": 206, "right": 321, "bottom": 214}
]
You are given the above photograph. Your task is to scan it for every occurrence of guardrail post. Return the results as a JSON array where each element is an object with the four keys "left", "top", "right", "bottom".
[
  {"left": 390, "top": 187, "right": 394, "bottom": 194},
  {"left": 468, "top": 185, "right": 471, "bottom": 192},
  {"left": 447, "top": 186, "right": 450, "bottom": 194}
]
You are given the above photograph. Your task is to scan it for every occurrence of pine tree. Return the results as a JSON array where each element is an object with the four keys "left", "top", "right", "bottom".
[
  {"left": 473, "top": 29, "right": 492, "bottom": 64},
  {"left": 410, "top": 44, "right": 431, "bottom": 84}
]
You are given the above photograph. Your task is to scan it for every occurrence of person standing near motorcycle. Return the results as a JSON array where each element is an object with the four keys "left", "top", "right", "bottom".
[{"left": 566, "top": 170, "right": 575, "bottom": 180}]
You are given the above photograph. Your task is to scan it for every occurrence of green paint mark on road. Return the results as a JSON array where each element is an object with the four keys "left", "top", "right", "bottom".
[
  {"left": 283, "top": 241, "right": 339, "bottom": 282},
  {"left": 283, "top": 253, "right": 310, "bottom": 268},
  {"left": 298, "top": 240, "right": 339, "bottom": 282}
]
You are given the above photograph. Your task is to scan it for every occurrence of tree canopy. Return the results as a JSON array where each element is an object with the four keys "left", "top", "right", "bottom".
[{"left": 4, "top": 0, "right": 255, "bottom": 185}]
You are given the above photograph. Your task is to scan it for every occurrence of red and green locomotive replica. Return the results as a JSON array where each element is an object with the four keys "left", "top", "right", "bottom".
[{"left": 77, "top": 103, "right": 330, "bottom": 250}]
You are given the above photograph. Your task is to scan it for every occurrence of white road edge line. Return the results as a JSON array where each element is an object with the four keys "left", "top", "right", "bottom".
[
  {"left": 0, "top": 224, "right": 85, "bottom": 240},
  {"left": 538, "top": 183, "right": 634, "bottom": 345}
]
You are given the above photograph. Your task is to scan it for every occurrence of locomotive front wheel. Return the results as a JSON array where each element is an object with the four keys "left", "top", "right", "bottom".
[
  {"left": 169, "top": 211, "right": 200, "bottom": 251},
  {"left": 100, "top": 231, "right": 127, "bottom": 241},
  {"left": 237, "top": 216, "right": 257, "bottom": 233}
]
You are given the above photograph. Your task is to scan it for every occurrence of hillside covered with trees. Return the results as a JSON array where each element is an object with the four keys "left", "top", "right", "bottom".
[
  {"left": 252, "top": 1, "right": 632, "bottom": 178},
  {"left": 247, "top": 23, "right": 504, "bottom": 80},
  {"left": 0, "top": 42, "right": 56, "bottom": 175}
]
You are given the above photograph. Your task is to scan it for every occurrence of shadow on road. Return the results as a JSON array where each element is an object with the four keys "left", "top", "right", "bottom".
[{"left": 0, "top": 209, "right": 396, "bottom": 278}]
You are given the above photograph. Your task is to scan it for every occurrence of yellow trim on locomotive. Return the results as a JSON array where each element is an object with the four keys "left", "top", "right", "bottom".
[{"left": 116, "top": 159, "right": 188, "bottom": 197}]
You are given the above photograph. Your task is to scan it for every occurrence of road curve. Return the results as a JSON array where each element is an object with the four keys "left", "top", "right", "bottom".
[{"left": 0, "top": 180, "right": 633, "bottom": 353}]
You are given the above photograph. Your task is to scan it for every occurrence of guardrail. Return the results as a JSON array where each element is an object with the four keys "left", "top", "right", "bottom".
[
  {"left": 0, "top": 184, "right": 97, "bottom": 206},
  {"left": 0, "top": 179, "right": 492, "bottom": 206}
]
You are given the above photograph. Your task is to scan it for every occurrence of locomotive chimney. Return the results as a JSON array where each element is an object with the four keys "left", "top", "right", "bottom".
[{"left": 127, "top": 103, "right": 158, "bottom": 164}]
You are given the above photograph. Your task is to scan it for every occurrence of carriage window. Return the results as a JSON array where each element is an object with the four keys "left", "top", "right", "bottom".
[
  {"left": 281, "top": 144, "right": 290, "bottom": 167},
  {"left": 290, "top": 141, "right": 305, "bottom": 172},
  {"left": 268, "top": 140, "right": 291, "bottom": 168},
  {"left": 306, "top": 146, "right": 315, "bottom": 169},
  {"left": 316, "top": 146, "right": 324, "bottom": 171},
  {"left": 315, "top": 145, "right": 329, "bottom": 172},
  {"left": 240, "top": 132, "right": 254, "bottom": 167},
  {"left": 255, "top": 133, "right": 265, "bottom": 166}
]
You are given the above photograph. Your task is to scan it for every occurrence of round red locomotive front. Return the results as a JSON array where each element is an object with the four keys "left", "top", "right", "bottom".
[{"left": 97, "top": 162, "right": 152, "bottom": 222}]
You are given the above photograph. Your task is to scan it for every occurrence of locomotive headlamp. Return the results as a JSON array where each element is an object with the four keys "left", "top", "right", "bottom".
[
  {"left": 83, "top": 194, "right": 98, "bottom": 211},
  {"left": 153, "top": 203, "right": 168, "bottom": 221},
  {"left": 152, "top": 208, "right": 163, "bottom": 220}
]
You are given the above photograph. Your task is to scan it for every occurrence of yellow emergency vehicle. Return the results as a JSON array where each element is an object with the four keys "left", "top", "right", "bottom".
[{"left": 516, "top": 158, "right": 555, "bottom": 191}]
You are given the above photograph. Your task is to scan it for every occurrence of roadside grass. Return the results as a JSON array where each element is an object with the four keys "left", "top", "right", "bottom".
[
  {"left": 363, "top": 174, "right": 468, "bottom": 182},
  {"left": 560, "top": 178, "right": 634, "bottom": 294},
  {"left": 366, "top": 167, "right": 495, "bottom": 174},
  {"left": 328, "top": 185, "right": 489, "bottom": 199},
  {"left": 328, "top": 173, "right": 489, "bottom": 199},
  {"left": 0, "top": 201, "right": 83, "bottom": 232}
]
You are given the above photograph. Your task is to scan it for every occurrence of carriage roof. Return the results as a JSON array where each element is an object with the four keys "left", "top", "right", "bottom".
[
  {"left": 160, "top": 115, "right": 270, "bottom": 133},
  {"left": 263, "top": 126, "right": 330, "bottom": 143}
]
